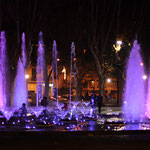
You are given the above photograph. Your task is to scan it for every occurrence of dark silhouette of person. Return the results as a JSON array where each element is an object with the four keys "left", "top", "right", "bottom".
[
  {"left": 90, "top": 97, "right": 95, "bottom": 109},
  {"left": 61, "top": 103, "right": 68, "bottom": 111},
  {"left": 85, "top": 91, "right": 90, "bottom": 100},
  {"left": 19, "top": 103, "right": 27, "bottom": 116},
  {"left": 41, "top": 96, "right": 48, "bottom": 108},
  {"left": 91, "top": 93, "right": 97, "bottom": 107},
  {"left": 42, "top": 109, "right": 49, "bottom": 116},
  {"left": 97, "top": 94, "right": 103, "bottom": 113}
]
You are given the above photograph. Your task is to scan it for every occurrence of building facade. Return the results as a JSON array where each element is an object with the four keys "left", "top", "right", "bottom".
[{"left": 25, "top": 65, "right": 118, "bottom": 105}]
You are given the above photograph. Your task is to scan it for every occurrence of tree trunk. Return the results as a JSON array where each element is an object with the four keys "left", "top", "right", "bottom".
[
  {"left": 44, "top": 68, "right": 53, "bottom": 98},
  {"left": 44, "top": 75, "right": 50, "bottom": 98},
  {"left": 98, "top": 74, "right": 105, "bottom": 96}
]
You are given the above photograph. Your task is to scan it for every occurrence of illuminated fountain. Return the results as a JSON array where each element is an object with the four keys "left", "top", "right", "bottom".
[
  {"left": 52, "top": 40, "right": 59, "bottom": 108},
  {"left": 0, "top": 31, "right": 7, "bottom": 109},
  {"left": 36, "top": 32, "right": 45, "bottom": 107},
  {"left": 13, "top": 33, "right": 27, "bottom": 108},
  {"left": 70, "top": 42, "right": 76, "bottom": 105},
  {"left": 1, "top": 32, "right": 148, "bottom": 131},
  {"left": 146, "top": 74, "right": 150, "bottom": 118},
  {"left": 123, "top": 40, "right": 146, "bottom": 123}
]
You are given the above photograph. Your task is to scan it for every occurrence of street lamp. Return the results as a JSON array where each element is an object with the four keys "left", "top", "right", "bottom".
[
  {"left": 117, "top": 40, "right": 122, "bottom": 45},
  {"left": 113, "top": 40, "right": 122, "bottom": 52},
  {"left": 113, "top": 39, "right": 122, "bottom": 106},
  {"left": 107, "top": 78, "right": 111, "bottom": 83},
  {"left": 25, "top": 74, "right": 29, "bottom": 79}
]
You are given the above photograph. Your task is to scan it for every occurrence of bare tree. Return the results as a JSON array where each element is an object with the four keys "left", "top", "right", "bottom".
[{"left": 87, "top": 0, "right": 118, "bottom": 96}]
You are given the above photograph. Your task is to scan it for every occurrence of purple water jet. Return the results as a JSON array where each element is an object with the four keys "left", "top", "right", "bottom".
[
  {"left": 36, "top": 32, "right": 45, "bottom": 107},
  {"left": 14, "top": 33, "right": 27, "bottom": 108},
  {"left": 70, "top": 42, "right": 76, "bottom": 105},
  {"left": 0, "top": 31, "right": 7, "bottom": 108},
  {"left": 52, "top": 40, "right": 59, "bottom": 107},
  {"left": 146, "top": 74, "right": 150, "bottom": 117},
  {"left": 123, "top": 40, "right": 146, "bottom": 122}
]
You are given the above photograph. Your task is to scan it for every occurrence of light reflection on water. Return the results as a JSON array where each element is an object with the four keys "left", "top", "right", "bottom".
[
  {"left": 1, "top": 106, "right": 150, "bottom": 131},
  {"left": 1, "top": 120, "right": 150, "bottom": 132},
  {"left": 124, "top": 124, "right": 140, "bottom": 130}
]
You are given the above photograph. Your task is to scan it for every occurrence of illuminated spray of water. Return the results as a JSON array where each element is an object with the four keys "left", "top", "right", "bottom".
[
  {"left": 36, "top": 32, "right": 45, "bottom": 107},
  {"left": 0, "top": 31, "right": 6, "bottom": 108},
  {"left": 70, "top": 42, "right": 75, "bottom": 106},
  {"left": 52, "top": 40, "right": 59, "bottom": 108},
  {"left": 14, "top": 33, "right": 27, "bottom": 108},
  {"left": 123, "top": 40, "right": 146, "bottom": 122},
  {"left": 146, "top": 74, "right": 150, "bottom": 118}
]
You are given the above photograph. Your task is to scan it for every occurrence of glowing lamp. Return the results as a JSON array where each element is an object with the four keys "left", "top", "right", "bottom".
[
  {"left": 143, "top": 75, "right": 147, "bottom": 80},
  {"left": 113, "top": 40, "right": 122, "bottom": 52},
  {"left": 107, "top": 78, "right": 111, "bottom": 83},
  {"left": 117, "top": 40, "right": 122, "bottom": 45},
  {"left": 140, "top": 62, "right": 144, "bottom": 66},
  {"left": 62, "top": 66, "right": 66, "bottom": 80},
  {"left": 73, "top": 58, "right": 77, "bottom": 62},
  {"left": 25, "top": 74, "right": 29, "bottom": 79},
  {"left": 49, "top": 83, "right": 53, "bottom": 87}
]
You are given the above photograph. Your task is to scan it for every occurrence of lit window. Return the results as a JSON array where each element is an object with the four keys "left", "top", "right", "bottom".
[{"left": 89, "top": 80, "right": 95, "bottom": 88}]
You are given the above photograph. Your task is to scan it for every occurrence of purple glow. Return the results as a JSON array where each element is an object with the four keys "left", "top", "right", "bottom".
[
  {"left": 0, "top": 32, "right": 6, "bottom": 108},
  {"left": 52, "top": 40, "right": 59, "bottom": 107},
  {"left": 14, "top": 33, "right": 27, "bottom": 108},
  {"left": 123, "top": 40, "right": 146, "bottom": 122},
  {"left": 90, "top": 108, "right": 93, "bottom": 117},
  {"left": 22, "top": 33, "right": 26, "bottom": 67},
  {"left": 36, "top": 32, "right": 45, "bottom": 107},
  {"left": 146, "top": 76, "right": 150, "bottom": 117},
  {"left": 70, "top": 42, "right": 75, "bottom": 105}
]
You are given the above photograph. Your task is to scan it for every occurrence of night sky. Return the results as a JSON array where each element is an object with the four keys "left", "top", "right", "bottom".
[{"left": 1, "top": 0, "right": 150, "bottom": 66}]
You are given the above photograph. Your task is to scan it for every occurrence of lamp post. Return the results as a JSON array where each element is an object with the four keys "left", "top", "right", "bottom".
[
  {"left": 114, "top": 39, "right": 122, "bottom": 106},
  {"left": 113, "top": 40, "right": 122, "bottom": 52}
]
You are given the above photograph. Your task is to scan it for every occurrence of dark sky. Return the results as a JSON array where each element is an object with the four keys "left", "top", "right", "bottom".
[
  {"left": 1, "top": 1, "right": 150, "bottom": 39},
  {"left": 1, "top": 0, "right": 150, "bottom": 64}
]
